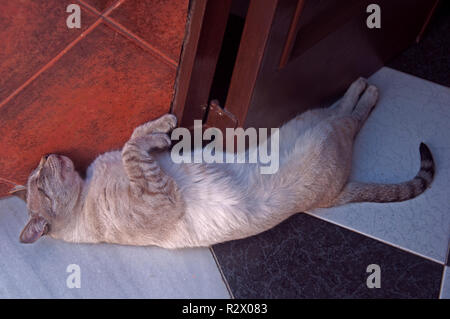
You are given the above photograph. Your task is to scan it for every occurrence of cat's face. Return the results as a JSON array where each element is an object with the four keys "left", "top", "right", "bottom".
[{"left": 19, "top": 154, "right": 82, "bottom": 243}]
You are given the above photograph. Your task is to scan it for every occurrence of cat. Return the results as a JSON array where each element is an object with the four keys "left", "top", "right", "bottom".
[{"left": 9, "top": 78, "right": 435, "bottom": 248}]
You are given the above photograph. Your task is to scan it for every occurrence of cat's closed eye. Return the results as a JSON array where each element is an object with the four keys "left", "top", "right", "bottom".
[{"left": 37, "top": 187, "right": 51, "bottom": 202}]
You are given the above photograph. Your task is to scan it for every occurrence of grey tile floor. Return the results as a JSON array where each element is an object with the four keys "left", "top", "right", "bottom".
[
  {"left": 0, "top": 197, "right": 230, "bottom": 298},
  {"left": 0, "top": 67, "right": 448, "bottom": 298}
]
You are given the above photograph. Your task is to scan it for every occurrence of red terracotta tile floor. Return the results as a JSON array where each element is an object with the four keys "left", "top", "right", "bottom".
[{"left": 0, "top": 0, "right": 189, "bottom": 197}]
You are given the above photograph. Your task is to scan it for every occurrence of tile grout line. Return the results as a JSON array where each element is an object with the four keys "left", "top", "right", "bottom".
[
  {"left": 304, "top": 211, "right": 446, "bottom": 265},
  {"left": 0, "top": 17, "right": 103, "bottom": 110},
  {"left": 0, "top": 177, "right": 19, "bottom": 186},
  {"left": 101, "top": 17, "right": 178, "bottom": 69},
  {"left": 76, "top": 0, "right": 102, "bottom": 16},
  {"left": 438, "top": 266, "right": 448, "bottom": 299},
  {"left": 442, "top": 240, "right": 450, "bottom": 298},
  {"left": 445, "top": 237, "right": 450, "bottom": 266},
  {"left": 77, "top": 0, "right": 125, "bottom": 16},
  {"left": 77, "top": 0, "right": 178, "bottom": 69},
  {"left": 209, "top": 247, "right": 235, "bottom": 299},
  {"left": 101, "top": 0, "right": 127, "bottom": 16}
]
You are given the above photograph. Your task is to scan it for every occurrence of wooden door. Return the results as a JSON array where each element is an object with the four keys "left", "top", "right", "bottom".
[{"left": 174, "top": 0, "right": 439, "bottom": 133}]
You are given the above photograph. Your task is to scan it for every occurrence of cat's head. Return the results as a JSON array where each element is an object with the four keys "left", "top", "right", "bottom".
[{"left": 11, "top": 154, "right": 83, "bottom": 244}]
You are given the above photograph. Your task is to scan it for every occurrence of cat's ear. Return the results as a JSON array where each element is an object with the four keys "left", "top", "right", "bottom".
[
  {"left": 19, "top": 215, "right": 49, "bottom": 244},
  {"left": 9, "top": 185, "right": 27, "bottom": 202}
]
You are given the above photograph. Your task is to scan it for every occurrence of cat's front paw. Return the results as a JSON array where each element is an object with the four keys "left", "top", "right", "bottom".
[{"left": 155, "top": 114, "right": 178, "bottom": 133}]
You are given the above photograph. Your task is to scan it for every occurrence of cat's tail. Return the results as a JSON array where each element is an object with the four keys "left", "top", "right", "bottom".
[{"left": 332, "top": 143, "right": 435, "bottom": 206}]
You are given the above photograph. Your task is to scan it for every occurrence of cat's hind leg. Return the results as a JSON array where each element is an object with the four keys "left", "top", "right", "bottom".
[
  {"left": 131, "top": 114, "right": 177, "bottom": 140},
  {"left": 335, "top": 77, "right": 367, "bottom": 115},
  {"left": 279, "top": 77, "right": 366, "bottom": 140},
  {"left": 351, "top": 84, "right": 379, "bottom": 130}
]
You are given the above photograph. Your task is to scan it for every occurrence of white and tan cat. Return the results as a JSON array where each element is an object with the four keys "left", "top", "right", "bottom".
[{"left": 10, "top": 78, "right": 435, "bottom": 248}]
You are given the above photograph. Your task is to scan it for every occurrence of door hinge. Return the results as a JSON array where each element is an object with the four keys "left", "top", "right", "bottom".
[{"left": 204, "top": 99, "right": 238, "bottom": 131}]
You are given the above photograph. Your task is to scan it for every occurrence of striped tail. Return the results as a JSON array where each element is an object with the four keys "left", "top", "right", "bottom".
[{"left": 333, "top": 143, "right": 435, "bottom": 205}]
